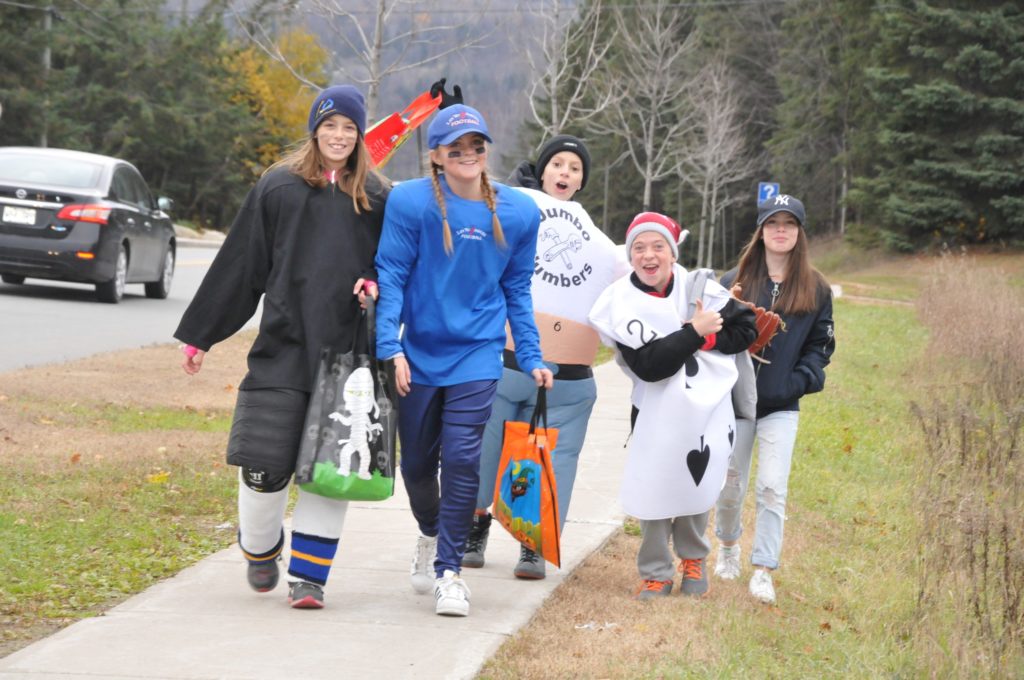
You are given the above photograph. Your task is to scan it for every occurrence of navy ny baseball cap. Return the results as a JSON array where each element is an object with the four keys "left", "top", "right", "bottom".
[{"left": 757, "top": 194, "right": 806, "bottom": 226}]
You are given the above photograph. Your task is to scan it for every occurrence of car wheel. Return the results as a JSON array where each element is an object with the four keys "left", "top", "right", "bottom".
[
  {"left": 96, "top": 244, "right": 127, "bottom": 303},
  {"left": 1, "top": 274, "right": 25, "bottom": 285},
  {"left": 145, "top": 247, "right": 175, "bottom": 299}
]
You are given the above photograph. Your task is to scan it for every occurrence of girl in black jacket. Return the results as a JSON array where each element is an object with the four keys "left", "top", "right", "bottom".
[
  {"left": 175, "top": 85, "right": 388, "bottom": 609},
  {"left": 713, "top": 194, "right": 835, "bottom": 605}
]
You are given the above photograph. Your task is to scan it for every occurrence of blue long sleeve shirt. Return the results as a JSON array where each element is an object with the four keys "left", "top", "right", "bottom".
[{"left": 375, "top": 175, "right": 544, "bottom": 386}]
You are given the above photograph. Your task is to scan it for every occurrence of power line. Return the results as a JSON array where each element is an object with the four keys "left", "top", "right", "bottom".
[{"left": 0, "top": 0, "right": 791, "bottom": 18}]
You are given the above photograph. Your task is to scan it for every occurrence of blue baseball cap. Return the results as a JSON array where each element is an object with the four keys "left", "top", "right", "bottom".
[
  {"left": 757, "top": 194, "right": 806, "bottom": 226},
  {"left": 427, "top": 104, "right": 493, "bottom": 149}
]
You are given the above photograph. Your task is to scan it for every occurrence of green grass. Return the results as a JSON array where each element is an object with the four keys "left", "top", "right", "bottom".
[
  {"left": 595, "top": 344, "right": 615, "bottom": 367},
  {"left": 0, "top": 399, "right": 238, "bottom": 651},
  {"left": 90, "top": 405, "right": 233, "bottom": 433},
  {"left": 603, "top": 299, "right": 930, "bottom": 678},
  {"left": 66, "top": 403, "right": 233, "bottom": 433},
  {"left": 0, "top": 457, "right": 237, "bottom": 627},
  {"left": 665, "top": 298, "right": 930, "bottom": 677}
]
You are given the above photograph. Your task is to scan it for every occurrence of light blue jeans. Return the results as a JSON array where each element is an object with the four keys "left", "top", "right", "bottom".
[
  {"left": 476, "top": 367, "right": 598, "bottom": 529},
  {"left": 714, "top": 411, "right": 800, "bottom": 570}
]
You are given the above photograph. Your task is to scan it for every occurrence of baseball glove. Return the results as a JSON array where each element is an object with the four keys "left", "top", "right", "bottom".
[{"left": 747, "top": 303, "right": 783, "bottom": 358}]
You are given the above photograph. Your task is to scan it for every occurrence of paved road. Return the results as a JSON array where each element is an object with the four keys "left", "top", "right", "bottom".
[{"left": 0, "top": 243, "right": 251, "bottom": 373}]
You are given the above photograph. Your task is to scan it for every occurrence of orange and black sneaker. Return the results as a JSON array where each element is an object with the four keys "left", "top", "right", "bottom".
[
  {"left": 634, "top": 578, "right": 673, "bottom": 600},
  {"left": 678, "top": 557, "right": 708, "bottom": 597}
]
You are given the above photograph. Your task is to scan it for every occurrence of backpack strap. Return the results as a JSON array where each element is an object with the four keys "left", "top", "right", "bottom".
[{"left": 685, "top": 268, "right": 716, "bottom": 318}]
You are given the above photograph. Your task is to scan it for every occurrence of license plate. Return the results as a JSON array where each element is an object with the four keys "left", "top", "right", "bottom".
[{"left": 2, "top": 205, "right": 36, "bottom": 225}]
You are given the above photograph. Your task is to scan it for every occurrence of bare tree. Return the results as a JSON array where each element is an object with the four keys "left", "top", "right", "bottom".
[
  {"left": 232, "top": 0, "right": 492, "bottom": 119},
  {"left": 586, "top": 1, "right": 702, "bottom": 210},
  {"left": 682, "top": 56, "right": 751, "bottom": 269},
  {"left": 520, "top": 0, "right": 619, "bottom": 144}
]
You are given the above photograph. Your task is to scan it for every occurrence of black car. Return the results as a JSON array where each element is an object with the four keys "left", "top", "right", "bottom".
[{"left": 0, "top": 147, "right": 176, "bottom": 303}]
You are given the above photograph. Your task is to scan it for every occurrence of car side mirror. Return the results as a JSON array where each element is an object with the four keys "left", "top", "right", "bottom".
[{"left": 157, "top": 196, "right": 174, "bottom": 213}]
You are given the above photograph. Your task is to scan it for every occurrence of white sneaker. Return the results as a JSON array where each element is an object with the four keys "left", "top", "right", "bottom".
[
  {"left": 410, "top": 534, "right": 437, "bottom": 594},
  {"left": 749, "top": 568, "right": 776, "bottom": 604},
  {"left": 714, "top": 544, "right": 741, "bottom": 581},
  {"left": 434, "top": 569, "right": 471, "bottom": 617}
]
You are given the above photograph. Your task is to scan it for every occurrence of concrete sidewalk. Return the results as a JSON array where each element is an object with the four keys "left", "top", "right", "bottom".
[{"left": 0, "top": 364, "right": 631, "bottom": 680}]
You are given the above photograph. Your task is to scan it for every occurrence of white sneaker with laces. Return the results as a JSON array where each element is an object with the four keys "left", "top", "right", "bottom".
[
  {"left": 410, "top": 534, "right": 437, "bottom": 594},
  {"left": 749, "top": 568, "right": 776, "bottom": 604},
  {"left": 714, "top": 544, "right": 741, "bottom": 581},
  {"left": 434, "top": 569, "right": 471, "bottom": 617}
]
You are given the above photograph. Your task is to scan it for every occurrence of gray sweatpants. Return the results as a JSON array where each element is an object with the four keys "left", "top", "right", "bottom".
[{"left": 637, "top": 513, "right": 710, "bottom": 581}]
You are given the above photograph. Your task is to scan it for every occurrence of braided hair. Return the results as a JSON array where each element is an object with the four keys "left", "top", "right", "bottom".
[{"left": 429, "top": 163, "right": 506, "bottom": 255}]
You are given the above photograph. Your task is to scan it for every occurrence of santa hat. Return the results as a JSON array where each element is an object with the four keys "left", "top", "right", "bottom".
[{"left": 625, "top": 212, "right": 688, "bottom": 259}]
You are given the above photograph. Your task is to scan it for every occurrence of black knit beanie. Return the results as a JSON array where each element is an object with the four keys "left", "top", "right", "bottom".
[
  {"left": 534, "top": 135, "right": 591, "bottom": 191},
  {"left": 308, "top": 85, "right": 367, "bottom": 137}
]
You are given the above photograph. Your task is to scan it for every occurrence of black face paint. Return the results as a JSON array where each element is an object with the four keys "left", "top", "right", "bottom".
[{"left": 446, "top": 146, "right": 487, "bottom": 159}]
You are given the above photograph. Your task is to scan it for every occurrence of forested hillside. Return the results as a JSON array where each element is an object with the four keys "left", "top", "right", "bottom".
[{"left": 1, "top": 0, "right": 1020, "bottom": 262}]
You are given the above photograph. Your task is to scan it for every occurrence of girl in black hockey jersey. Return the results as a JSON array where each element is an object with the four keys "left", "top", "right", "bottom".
[{"left": 175, "top": 85, "right": 388, "bottom": 609}]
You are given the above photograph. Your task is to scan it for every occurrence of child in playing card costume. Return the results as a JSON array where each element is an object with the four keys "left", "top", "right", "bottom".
[
  {"left": 588, "top": 212, "right": 756, "bottom": 599},
  {"left": 712, "top": 194, "right": 835, "bottom": 605}
]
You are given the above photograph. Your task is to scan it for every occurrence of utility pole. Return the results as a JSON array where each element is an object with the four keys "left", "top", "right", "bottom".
[{"left": 41, "top": 5, "right": 52, "bottom": 147}]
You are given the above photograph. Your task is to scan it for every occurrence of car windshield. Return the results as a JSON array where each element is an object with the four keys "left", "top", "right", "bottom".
[{"left": 0, "top": 153, "right": 103, "bottom": 189}]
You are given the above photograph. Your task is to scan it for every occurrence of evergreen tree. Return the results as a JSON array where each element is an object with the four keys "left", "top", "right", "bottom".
[
  {"left": 855, "top": 1, "right": 1024, "bottom": 247},
  {"left": 0, "top": 4, "right": 49, "bottom": 145},
  {"left": 0, "top": 0, "right": 281, "bottom": 228},
  {"left": 767, "top": 0, "right": 874, "bottom": 236}
]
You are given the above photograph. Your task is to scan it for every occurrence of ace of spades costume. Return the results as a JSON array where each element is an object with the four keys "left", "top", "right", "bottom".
[{"left": 589, "top": 263, "right": 756, "bottom": 519}]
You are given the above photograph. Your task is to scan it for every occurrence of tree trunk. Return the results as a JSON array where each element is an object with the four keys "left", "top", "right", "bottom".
[
  {"left": 696, "top": 174, "right": 711, "bottom": 267},
  {"left": 365, "top": 0, "right": 387, "bottom": 120},
  {"left": 705, "top": 180, "right": 719, "bottom": 269},
  {"left": 643, "top": 132, "right": 655, "bottom": 211},
  {"left": 839, "top": 130, "right": 849, "bottom": 235}
]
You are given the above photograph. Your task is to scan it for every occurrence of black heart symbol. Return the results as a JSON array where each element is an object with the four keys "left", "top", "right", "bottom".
[{"left": 686, "top": 435, "right": 710, "bottom": 486}]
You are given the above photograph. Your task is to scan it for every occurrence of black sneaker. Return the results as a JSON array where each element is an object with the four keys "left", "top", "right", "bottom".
[
  {"left": 514, "top": 545, "right": 546, "bottom": 580},
  {"left": 461, "top": 513, "right": 491, "bottom": 569},
  {"left": 246, "top": 557, "right": 280, "bottom": 593},
  {"left": 288, "top": 581, "right": 324, "bottom": 609}
]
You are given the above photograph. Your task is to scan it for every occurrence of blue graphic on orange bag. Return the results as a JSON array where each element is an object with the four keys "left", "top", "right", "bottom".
[{"left": 501, "top": 460, "right": 541, "bottom": 524}]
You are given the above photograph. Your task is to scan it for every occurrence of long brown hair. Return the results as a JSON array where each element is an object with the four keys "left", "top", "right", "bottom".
[
  {"left": 733, "top": 222, "right": 830, "bottom": 315},
  {"left": 428, "top": 162, "right": 506, "bottom": 256},
  {"left": 267, "top": 135, "right": 386, "bottom": 213}
]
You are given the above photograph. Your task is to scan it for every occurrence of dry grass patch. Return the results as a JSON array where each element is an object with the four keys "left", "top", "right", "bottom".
[
  {"left": 481, "top": 495, "right": 844, "bottom": 680},
  {"left": 481, "top": 530, "right": 720, "bottom": 679},
  {"left": 2, "top": 331, "right": 255, "bottom": 412},
  {"left": 911, "top": 254, "right": 1024, "bottom": 676}
]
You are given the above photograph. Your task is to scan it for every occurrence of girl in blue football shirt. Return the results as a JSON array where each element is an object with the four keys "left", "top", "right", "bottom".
[{"left": 375, "top": 104, "right": 553, "bottom": 617}]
